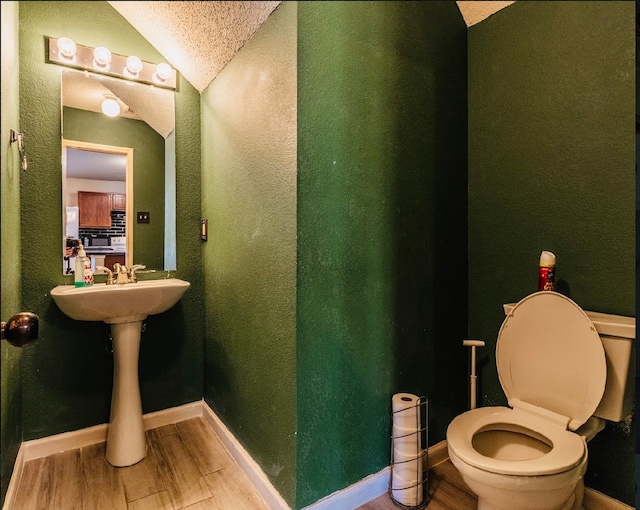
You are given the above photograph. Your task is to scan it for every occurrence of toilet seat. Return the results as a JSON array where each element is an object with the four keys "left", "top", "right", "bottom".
[
  {"left": 497, "top": 292, "right": 606, "bottom": 431},
  {"left": 447, "top": 406, "right": 586, "bottom": 476}
]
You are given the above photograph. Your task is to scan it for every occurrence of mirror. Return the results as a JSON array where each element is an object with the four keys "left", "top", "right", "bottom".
[{"left": 61, "top": 68, "right": 176, "bottom": 275}]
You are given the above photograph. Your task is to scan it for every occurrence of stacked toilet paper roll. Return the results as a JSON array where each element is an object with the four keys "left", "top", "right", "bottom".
[{"left": 391, "top": 393, "right": 423, "bottom": 507}]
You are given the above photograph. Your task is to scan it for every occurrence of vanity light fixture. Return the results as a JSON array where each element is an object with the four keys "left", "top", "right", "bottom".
[
  {"left": 93, "top": 46, "right": 112, "bottom": 72},
  {"left": 101, "top": 95, "right": 121, "bottom": 117},
  {"left": 46, "top": 36, "right": 177, "bottom": 90},
  {"left": 56, "top": 37, "right": 77, "bottom": 63},
  {"left": 124, "top": 55, "right": 143, "bottom": 78},
  {"left": 153, "top": 62, "right": 173, "bottom": 85}
]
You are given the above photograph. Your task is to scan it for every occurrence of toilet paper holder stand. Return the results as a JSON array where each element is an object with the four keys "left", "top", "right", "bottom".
[{"left": 389, "top": 396, "right": 428, "bottom": 509}]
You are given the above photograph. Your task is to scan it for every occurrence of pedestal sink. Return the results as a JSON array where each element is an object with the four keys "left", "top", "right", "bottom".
[{"left": 50, "top": 279, "right": 190, "bottom": 467}]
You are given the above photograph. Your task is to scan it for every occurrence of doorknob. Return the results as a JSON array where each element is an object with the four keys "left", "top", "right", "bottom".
[{"left": 1, "top": 312, "right": 39, "bottom": 347}]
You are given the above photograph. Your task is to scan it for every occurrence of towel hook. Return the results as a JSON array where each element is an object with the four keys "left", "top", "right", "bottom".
[{"left": 10, "top": 129, "right": 27, "bottom": 171}]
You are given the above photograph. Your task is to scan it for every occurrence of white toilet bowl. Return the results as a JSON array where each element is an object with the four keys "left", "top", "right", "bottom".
[
  {"left": 447, "top": 292, "right": 612, "bottom": 510},
  {"left": 448, "top": 406, "right": 588, "bottom": 510}
]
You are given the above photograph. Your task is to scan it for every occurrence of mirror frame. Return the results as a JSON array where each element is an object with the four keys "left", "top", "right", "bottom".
[{"left": 62, "top": 139, "right": 134, "bottom": 268}]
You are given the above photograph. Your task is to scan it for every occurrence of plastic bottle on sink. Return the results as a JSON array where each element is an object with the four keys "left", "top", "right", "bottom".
[{"left": 74, "top": 244, "right": 94, "bottom": 287}]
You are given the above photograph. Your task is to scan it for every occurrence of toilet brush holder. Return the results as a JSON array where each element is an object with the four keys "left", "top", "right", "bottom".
[{"left": 389, "top": 396, "right": 428, "bottom": 509}]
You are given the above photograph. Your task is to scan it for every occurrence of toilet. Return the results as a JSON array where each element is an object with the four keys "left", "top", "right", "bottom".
[{"left": 446, "top": 291, "right": 635, "bottom": 510}]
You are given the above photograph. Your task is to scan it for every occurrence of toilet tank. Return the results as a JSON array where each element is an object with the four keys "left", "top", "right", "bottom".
[
  {"left": 585, "top": 310, "right": 635, "bottom": 422},
  {"left": 503, "top": 303, "right": 635, "bottom": 422}
]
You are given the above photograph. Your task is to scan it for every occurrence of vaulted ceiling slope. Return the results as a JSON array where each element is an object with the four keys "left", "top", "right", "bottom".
[
  {"left": 107, "top": 1, "right": 280, "bottom": 93},
  {"left": 456, "top": 1, "right": 515, "bottom": 27},
  {"left": 109, "top": 1, "right": 514, "bottom": 94}
]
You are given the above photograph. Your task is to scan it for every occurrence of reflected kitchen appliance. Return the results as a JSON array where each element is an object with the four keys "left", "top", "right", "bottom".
[
  {"left": 110, "top": 237, "right": 126, "bottom": 252},
  {"left": 84, "top": 236, "right": 126, "bottom": 270},
  {"left": 87, "top": 235, "right": 110, "bottom": 249},
  {"left": 82, "top": 236, "right": 126, "bottom": 253}
]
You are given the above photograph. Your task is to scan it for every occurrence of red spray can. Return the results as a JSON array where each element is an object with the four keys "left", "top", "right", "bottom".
[{"left": 538, "top": 251, "right": 556, "bottom": 291}]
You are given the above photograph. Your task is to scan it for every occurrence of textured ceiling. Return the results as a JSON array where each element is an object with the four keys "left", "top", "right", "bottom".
[
  {"left": 107, "top": 1, "right": 281, "bottom": 93},
  {"left": 108, "top": 1, "right": 515, "bottom": 94},
  {"left": 456, "top": 1, "right": 515, "bottom": 27}
]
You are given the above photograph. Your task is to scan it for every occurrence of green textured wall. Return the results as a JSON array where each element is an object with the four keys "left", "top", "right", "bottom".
[
  {"left": 297, "top": 2, "right": 467, "bottom": 507},
  {"left": 18, "top": 1, "right": 202, "bottom": 441},
  {"left": 1, "top": 2, "right": 23, "bottom": 505},
  {"left": 468, "top": 2, "right": 635, "bottom": 505},
  {"left": 201, "top": 3, "right": 298, "bottom": 505},
  {"left": 9, "top": 2, "right": 632, "bottom": 508},
  {"left": 63, "top": 107, "right": 165, "bottom": 269}
]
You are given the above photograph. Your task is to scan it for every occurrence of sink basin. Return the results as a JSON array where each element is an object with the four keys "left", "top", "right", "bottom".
[
  {"left": 50, "top": 278, "right": 190, "bottom": 467},
  {"left": 51, "top": 278, "right": 190, "bottom": 324}
]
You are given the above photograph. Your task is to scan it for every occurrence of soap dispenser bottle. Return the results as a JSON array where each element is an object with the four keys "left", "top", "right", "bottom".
[
  {"left": 74, "top": 244, "right": 86, "bottom": 287},
  {"left": 74, "top": 244, "right": 94, "bottom": 287}
]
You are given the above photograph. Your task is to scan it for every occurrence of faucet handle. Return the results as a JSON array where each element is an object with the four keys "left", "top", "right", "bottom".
[
  {"left": 96, "top": 266, "right": 115, "bottom": 285},
  {"left": 112, "top": 263, "right": 129, "bottom": 284},
  {"left": 129, "top": 265, "right": 146, "bottom": 283}
]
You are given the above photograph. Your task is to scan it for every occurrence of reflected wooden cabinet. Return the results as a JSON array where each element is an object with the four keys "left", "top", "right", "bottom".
[
  {"left": 78, "top": 192, "right": 112, "bottom": 228},
  {"left": 112, "top": 193, "right": 126, "bottom": 211},
  {"left": 104, "top": 254, "right": 125, "bottom": 268},
  {"left": 78, "top": 192, "right": 126, "bottom": 228}
]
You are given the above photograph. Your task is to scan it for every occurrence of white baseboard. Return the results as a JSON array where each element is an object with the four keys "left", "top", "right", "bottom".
[
  {"left": 427, "top": 439, "right": 449, "bottom": 468},
  {"left": 4, "top": 408, "right": 633, "bottom": 510},
  {"left": 302, "top": 466, "right": 390, "bottom": 510},
  {"left": 21, "top": 422, "right": 108, "bottom": 462},
  {"left": 3, "top": 445, "right": 25, "bottom": 510},
  {"left": 302, "top": 440, "right": 449, "bottom": 510},
  {"left": 142, "top": 401, "right": 204, "bottom": 430},
  {"left": 21, "top": 400, "right": 203, "bottom": 462},
  {"left": 200, "top": 403, "right": 291, "bottom": 510},
  {"left": 583, "top": 488, "right": 634, "bottom": 510}
]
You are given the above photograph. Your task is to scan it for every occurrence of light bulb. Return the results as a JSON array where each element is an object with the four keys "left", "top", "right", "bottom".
[
  {"left": 124, "top": 55, "right": 143, "bottom": 78},
  {"left": 57, "top": 37, "right": 77, "bottom": 61},
  {"left": 153, "top": 62, "right": 172, "bottom": 84},
  {"left": 93, "top": 46, "right": 112, "bottom": 71},
  {"left": 101, "top": 97, "right": 120, "bottom": 117}
]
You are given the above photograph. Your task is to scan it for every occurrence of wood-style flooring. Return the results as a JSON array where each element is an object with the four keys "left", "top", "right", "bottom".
[
  {"left": 11, "top": 415, "right": 477, "bottom": 510},
  {"left": 11, "top": 417, "right": 269, "bottom": 510},
  {"left": 356, "top": 459, "right": 477, "bottom": 510}
]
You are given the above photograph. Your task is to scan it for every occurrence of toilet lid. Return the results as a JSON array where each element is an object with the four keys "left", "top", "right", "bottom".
[{"left": 497, "top": 292, "right": 606, "bottom": 431}]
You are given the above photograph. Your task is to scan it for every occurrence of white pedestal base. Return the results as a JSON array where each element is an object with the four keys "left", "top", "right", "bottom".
[{"left": 105, "top": 321, "right": 147, "bottom": 467}]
